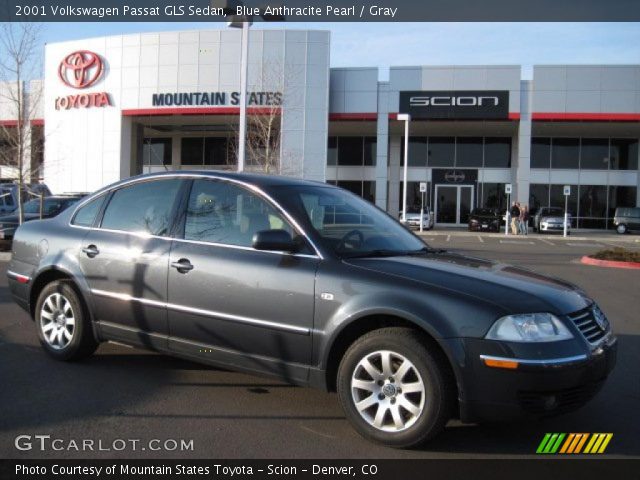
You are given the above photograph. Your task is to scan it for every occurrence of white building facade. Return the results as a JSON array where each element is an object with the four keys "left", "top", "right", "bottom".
[{"left": 1, "top": 28, "right": 638, "bottom": 229}]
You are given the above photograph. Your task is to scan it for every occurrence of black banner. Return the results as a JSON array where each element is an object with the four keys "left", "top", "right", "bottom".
[
  {"left": 2, "top": 0, "right": 640, "bottom": 22},
  {"left": 2, "top": 459, "right": 640, "bottom": 480},
  {"left": 400, "top": 91, "right": 510, "bottom": 120}
]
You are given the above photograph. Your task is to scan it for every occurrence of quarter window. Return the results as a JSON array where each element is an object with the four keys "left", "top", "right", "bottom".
[
  {"left": 184, "top": 179, "right": 293, "bottom": 248},
  {"left": 72, "top": 195, "right": 105, "bottom": 227},
  {"left": 101, "top": 179, "right": 181, "bottom": 235}
]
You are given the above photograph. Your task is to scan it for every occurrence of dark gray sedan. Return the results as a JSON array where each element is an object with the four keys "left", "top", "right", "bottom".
[{"left": 7, "top": 172, "right": 616, "bottom": 448}]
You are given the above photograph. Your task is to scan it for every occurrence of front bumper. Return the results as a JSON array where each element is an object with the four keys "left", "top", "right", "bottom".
[
  {"left": 469, "top": 222, "right": 499, "bottom": 232},
  {"left": 447, "top": 334, "right": 617, "bottom": 423},
  {"left": 540, "top": 222, "right": 570, "bottom": 232}
]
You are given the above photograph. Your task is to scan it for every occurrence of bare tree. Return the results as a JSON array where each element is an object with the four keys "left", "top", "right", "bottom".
[
  {"left": 230, "top": 60, "right": 302, "bottom": 175},
  {"left": 0, "top": 23, "right": 44, "bottom": 224}
]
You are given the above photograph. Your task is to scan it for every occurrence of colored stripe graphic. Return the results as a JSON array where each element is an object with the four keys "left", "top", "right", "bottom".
[{"left": 537, "top": 433, "right": 612, "bottom": 454}]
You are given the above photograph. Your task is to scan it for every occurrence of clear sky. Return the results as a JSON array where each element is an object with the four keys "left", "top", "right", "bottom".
[{"left": 34, "top": 22, "right": 640, "bottom": 79}]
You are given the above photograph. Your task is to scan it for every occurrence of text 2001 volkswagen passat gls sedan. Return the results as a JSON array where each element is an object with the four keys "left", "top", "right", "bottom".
[{"left": 7, "top": 172, "right": 616, "bottom": 448}]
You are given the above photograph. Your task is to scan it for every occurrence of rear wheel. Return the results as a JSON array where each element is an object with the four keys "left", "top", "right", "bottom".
[
  {"left": 337, "top": 328, "right": 453, "bottom": 448},
  {"left": 616, "top": 224, "right": 627, "bottom": 234},
  {"left": 35, "top": 280, "right": 98, "bottom": 361}
]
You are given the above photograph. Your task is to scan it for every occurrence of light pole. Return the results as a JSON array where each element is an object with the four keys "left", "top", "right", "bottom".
[
  {"left": 397, "top": 113, "right": 411, "bottom": 223},
  {"left": 215, "top": 1, "right": 284, "bottom": 172}
]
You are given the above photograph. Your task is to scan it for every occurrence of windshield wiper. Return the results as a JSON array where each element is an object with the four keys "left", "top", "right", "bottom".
[{"left": 406, "top": 246, "right": 447, "bottom": 255}]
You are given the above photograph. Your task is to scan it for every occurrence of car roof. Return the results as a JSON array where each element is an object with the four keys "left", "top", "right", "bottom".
[{"left": 100, "top": 170, "right": 329, "bottom": 192}]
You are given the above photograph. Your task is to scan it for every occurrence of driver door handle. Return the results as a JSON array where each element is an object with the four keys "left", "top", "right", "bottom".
[
  {"left": 82, "top": 245, "right": 99, "bottom": 258},
  {"left": 171, "top": 258, "right": 194, "bottom": 274}
]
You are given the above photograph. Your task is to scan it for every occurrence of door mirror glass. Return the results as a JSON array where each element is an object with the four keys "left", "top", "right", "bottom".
[{"left": 252, "top": 229, "right": 296, "bottom": 252}]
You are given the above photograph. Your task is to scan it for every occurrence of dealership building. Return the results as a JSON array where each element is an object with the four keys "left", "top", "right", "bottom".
[{"left": 1, "top": 27, "right": 639, "bottom": 228}]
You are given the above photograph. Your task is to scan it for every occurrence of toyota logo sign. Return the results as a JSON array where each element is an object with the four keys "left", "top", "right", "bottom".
[{"left": 58, "top": 50, "right": 104, "bottom": 89}]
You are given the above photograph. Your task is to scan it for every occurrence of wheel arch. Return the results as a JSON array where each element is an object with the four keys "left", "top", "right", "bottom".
[{"left": 322, "top": 313, "right": 462, "bottom": 414}]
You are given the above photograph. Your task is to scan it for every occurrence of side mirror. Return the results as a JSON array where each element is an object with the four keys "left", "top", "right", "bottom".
[{"left": 252, "top": 229, "right": 297, "bottom": 252}]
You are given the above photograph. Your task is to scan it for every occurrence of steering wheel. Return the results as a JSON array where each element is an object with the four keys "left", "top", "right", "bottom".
[{"left": 337, "top": 229, "right": 365, "bottom": 251}]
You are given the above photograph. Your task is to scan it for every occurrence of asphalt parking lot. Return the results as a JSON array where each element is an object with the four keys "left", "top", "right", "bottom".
[{"left": 1, "top": 232, "right": 639, "bottom": 459}]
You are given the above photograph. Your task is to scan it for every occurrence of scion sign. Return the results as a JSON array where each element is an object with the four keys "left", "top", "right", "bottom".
[{"left": 400, "top": 90, "right": 509, "bottom": 120}]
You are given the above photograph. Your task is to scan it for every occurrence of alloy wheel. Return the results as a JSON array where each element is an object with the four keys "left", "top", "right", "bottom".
[
  {"left": 351, "top": 350, "right": 425, "bottom": 432},
  {"left": 40, "top": 293, "right": 75, "bottom": 350}
]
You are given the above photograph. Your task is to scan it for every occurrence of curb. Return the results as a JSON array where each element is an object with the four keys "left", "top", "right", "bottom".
[{"left": 580, "top": 255, "right": 640, "bottom": 270}]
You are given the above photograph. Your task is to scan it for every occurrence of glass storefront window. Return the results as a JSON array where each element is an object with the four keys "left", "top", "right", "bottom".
[
  {"left": 580, "top": 139, "right": 609, "bottom": 170},
  {"left": 363, "top": 181, "right": 376, "bottom": 203},
  {"left": 456, "top": 137, "right": 483, "bottom": 168},
  {"left": 143, "top": 138, "right": 172, "bottom": 166},
  {"left": 484, "top": 137, "right": 511, "bottom": 168},
  {"left": 336, "top": 180, "right": 377, "bottom": 204},
  {"left": 550, "top": 184, "right": 578, "bottom": 216},
  {"left": 579, "top": 185, "right": 607, "bottom": 219},
  {"left": 400, "top": 137, "right": 428, "bottom": 167},
  {"left": 428, "top": 137, "right": 455, "bottom": 167},
  {"left": 399, "top": 181, "right": 431, "bottom": 213},
  {"left": 551, "top": 138, "right": 579, "bottom": 169},
  {"left": 610, "top": 139, "right": 639, "bottom": 170},
  {"left": 364, "top": 137, "right": 377, "bottom": 166},
  {"left": 531, "top": 137, "right": 551, "bottom": 169},
  {"left": 327, "top": 137, "right": 338, "bottom": 166},
  {"left": 337, "top": 137, "right": 364, "bottom": 166},
  {"left": 181, "top": 137, "right": 204, "bottom": 165},
  {"left": 204, "top": 137, "right": 230, "bottom": 166},
  {"left": 480, "top": 183, "right": 506, "bottom": 212},
  {"left": 529, "top": 184, "right": 550, "bottom": 216}
]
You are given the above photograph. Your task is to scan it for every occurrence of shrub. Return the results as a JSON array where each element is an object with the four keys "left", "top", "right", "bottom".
[{"left": 590, "top": 247, "right": 640, "bottom": 263}]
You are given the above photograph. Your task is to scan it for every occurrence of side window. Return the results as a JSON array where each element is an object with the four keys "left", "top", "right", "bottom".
[
  {"left": 4, "top": 193, "right": 14, "bottom": 207},
  {"left": 71, "top": 196, "right": 105, "bottom": 227},
  {"left": 101, "top": 179, "right": 181, "bottom": 235},
  {"left": 184, "top": 179, "right": 292, "bottom": 247}
]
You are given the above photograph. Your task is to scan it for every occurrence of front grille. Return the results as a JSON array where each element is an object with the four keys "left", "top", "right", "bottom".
[
  {"left": 568, "top": 305, "right": 609, "bottom": 344},
  {"left": 518, "top": 381, "right": 604, "bottom": 415}
]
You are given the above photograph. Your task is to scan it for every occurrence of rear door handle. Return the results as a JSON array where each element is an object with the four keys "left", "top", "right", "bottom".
[
  {"left": 82, "top": 245, "right": 99, "bottom": 258},
  {"left": 171, "top": 258, "right": 194, "bottom": 273}
]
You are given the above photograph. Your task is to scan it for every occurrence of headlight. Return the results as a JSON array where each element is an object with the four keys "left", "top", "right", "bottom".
[{"left": 485, "top": 313, "right": 573, "bottom": 342}]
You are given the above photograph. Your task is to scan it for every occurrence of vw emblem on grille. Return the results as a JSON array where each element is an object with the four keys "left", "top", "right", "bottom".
[{"left": 593, "top": 306, "right": 608, "bottom": 331}]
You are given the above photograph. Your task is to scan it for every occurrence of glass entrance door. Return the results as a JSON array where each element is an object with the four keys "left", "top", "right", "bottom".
[{"left": 435, "top": 185, "right": 474, "bottom": 226}]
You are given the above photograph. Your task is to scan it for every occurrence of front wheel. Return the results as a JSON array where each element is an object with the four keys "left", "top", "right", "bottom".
[
  {"left": 616, "top": 224, "right": 627, "bottom": 234},
  {"left": 35, "top": 280, "right": 98, "bottom": 361},
  {"left": 337, "top": 328, "right": 454, "bottom": 448}
]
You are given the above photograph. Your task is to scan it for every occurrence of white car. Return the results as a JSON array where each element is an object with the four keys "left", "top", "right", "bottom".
[{"left": 400, "top": 210, "right": 434, "bottom": 230}]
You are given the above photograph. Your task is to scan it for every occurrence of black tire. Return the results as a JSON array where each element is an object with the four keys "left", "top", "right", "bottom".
[
  {"left": 34, "top": 280, "right": 98, "bottom": 361},
  {"left": 337, "top": 327, "right": 454, "bottom": 448},
  {"left": 617, "top": 224, "right": 627, "bottom": 234}
]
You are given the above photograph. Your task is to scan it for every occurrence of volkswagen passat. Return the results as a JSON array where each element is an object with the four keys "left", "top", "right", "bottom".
[{"left": 7, "top": 172, "right": 616, "bottom": 448}]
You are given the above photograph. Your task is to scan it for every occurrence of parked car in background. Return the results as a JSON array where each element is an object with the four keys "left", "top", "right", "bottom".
[
  {"left": 7, "top": 172, "right": 616, "bottom": 448},
  {"left": 0, "top": 186, "right": 17, "bottom": 215},
  {"left": 399, "top": 208, "right": 434, "bottom": 230},
  {"left": 0, "top": 195, "right": 84, "bottom": 250},
  {"left": 533, "top": 207, "right": 571, "bottom": 234},
  {"left": 613, "top": 207, "right": 640, "bottom": 234},
  {"left": 468, "top": 208, "right": 501, "bottom": 232},
  {"left": 0, "top": 183, "right": 52, "bottom": 216}
]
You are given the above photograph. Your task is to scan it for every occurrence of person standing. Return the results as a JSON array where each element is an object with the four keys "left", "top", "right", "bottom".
[
  {"left": 510, "top": 202, "right": 520, "bottom": 235},
  {"left": 519, "top": 204, "right": 529, "bottom": 235}
]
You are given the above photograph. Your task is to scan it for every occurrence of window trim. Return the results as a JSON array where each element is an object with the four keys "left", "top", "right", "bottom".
[
  {"left": 68, "top": 173, "right": 323, "bottom": 259},
  {"left": 177, "top": 177, "right": 313, "bottom": 255}
]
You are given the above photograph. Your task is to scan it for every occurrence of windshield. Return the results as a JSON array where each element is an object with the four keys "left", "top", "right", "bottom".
[
  {"left": 472, "top": 208, "right": 497, "bottom": 216},
  {"left": 283, "top": 185, "right": 426, "bottom": 257},
  {"left": 543, "top": 208, "right": 565, "bottom": 216},
  {"left": 22, "top": 198, "right": 77, "bottom": 216}
]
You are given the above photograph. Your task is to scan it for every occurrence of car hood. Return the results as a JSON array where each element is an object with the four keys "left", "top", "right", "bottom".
[
  {"left": 541, "top": 216, "right": 565, "bottom": 221},
  {"left": 470, "top": 214, "right": 499, "bottom": 220},
  {"left": 345, "top": 251, "right": 590, "bottom": 315}
]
